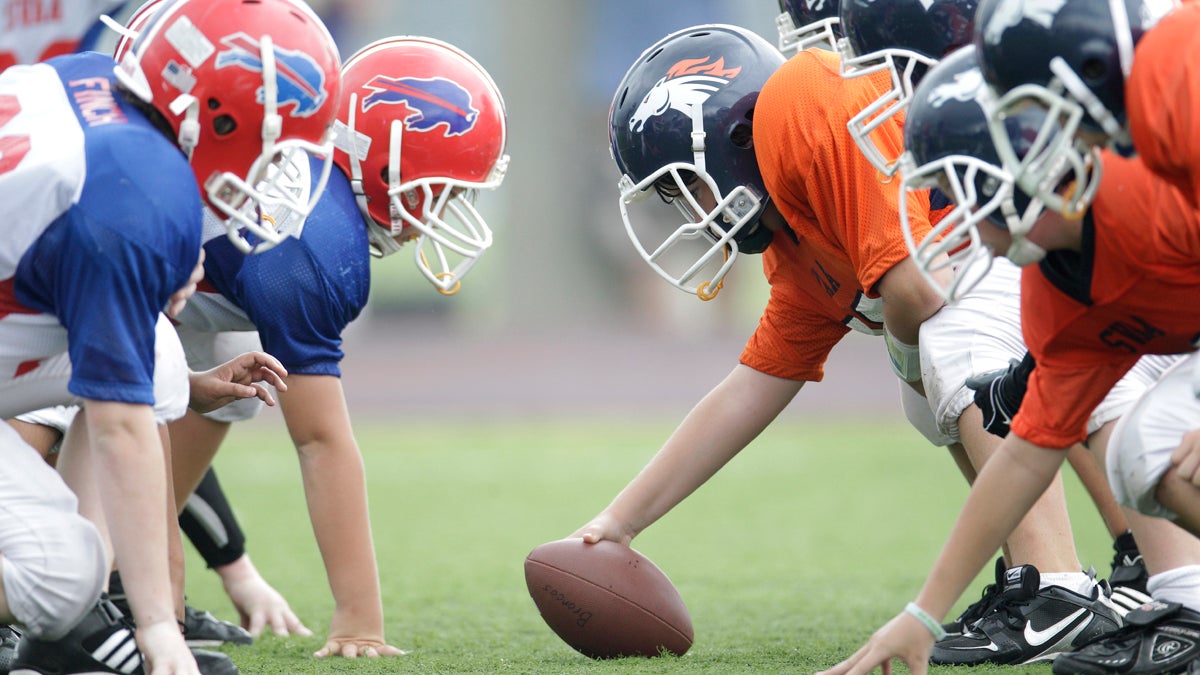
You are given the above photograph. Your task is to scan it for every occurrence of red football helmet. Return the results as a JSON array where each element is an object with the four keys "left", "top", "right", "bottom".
[
  {"left": 113, "top": 0, "right": 341, "bottom": 253},
  {"left": 332, "top": 36, "right": 509, "bottom": 295}
]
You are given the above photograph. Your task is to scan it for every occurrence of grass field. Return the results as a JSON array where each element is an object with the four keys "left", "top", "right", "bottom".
[{"left": 185, "top": 416, "right": 1120, "bottom": 674}]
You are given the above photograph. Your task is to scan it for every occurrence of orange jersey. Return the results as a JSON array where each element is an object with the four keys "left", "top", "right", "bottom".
[
  {"left": 740, "top": 48, "right": 936, "bottom": 381},
  {"left": 1012, "top": 153, "right": 1200, "bottom": 448},
  {"left": 1126, "top": 2, "right": 1200, "bottom": 206}
]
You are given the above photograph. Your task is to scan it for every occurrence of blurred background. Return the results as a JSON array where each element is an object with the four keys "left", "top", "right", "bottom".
[
  {"left": 310, "top": 0, "right": 897, "bottom": 421},
  {"left": 82, "top": 0, "right": 895, "bottom": 421}
]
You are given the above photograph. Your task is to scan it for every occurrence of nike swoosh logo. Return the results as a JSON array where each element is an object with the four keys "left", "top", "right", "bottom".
[
  {"left": 946, "top": 640, "right": 1000, "bottom": 652},
  {"left": 1024, "top": 608, "right": 1088, "bottom": 646}
]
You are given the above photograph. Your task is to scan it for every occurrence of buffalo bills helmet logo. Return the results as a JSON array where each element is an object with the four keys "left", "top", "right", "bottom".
[
  {"left": 360, "top": 76, "right": 479, "bottom": 137},
  {"left": 629, "top": 56, "right": 741, "bottom": 133},
  {"left": 928, "top": 67, "right": 985, "bottom": 108},
  {"left": 215, "top": 32, "right": 329, "bottom": 117}
]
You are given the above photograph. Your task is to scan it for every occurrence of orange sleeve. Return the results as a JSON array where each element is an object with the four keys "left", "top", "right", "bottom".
[
  {"left": 753, "top": 49, "right": 931, "bottom": 296},
  {"left": 738, "top": 229, "right": 878, "bottom": 381},
  {"left": 1127, "top": 3, "right": 1200, "bottom": 206}
]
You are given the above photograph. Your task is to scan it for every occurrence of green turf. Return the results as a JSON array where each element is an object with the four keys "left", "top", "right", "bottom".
[{"left": 186, "top": 416, "right": 1117, "bottom": 674}]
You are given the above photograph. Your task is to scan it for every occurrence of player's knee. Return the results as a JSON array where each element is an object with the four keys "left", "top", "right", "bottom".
[
  {"left": 4, "top": 514, "right": 106, "bottom": 640},
  {"left": 1107, "top": 420, "right": 1176, "bottom": 519}
]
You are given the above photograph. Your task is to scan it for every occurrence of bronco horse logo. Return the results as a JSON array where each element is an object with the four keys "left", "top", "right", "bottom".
[{"left": 628, "top": 56, "right": 741, "bottom": 133}]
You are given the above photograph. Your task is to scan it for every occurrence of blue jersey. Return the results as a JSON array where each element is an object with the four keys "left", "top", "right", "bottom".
[
  {"left": 184, "top": 163, "right": 371, "bottom": 376},
  {"left": 0, "top": 52, "right": 201, "bottom": 404}
]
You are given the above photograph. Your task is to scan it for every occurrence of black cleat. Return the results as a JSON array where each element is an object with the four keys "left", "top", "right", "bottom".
[
  {"left": 943, "top": 556, "right": 1006, "bottom": 637},
  {"left": 931, "top": 564, "right": 1121, "bottom": 666},
  {"left": 192, "top": 649, "right": 238, "bottom": 675},
  {"left": 0, "top": 624, "right": 21, "bottom": 673},
  {"left": 110, "top": 571, "right": 250, "bottom": 648},
  {"left": 9, "top": 598, "right": 142, "bottom": 674},
  {"left": 1109, "top": 531, "right": 1150, "bottom": 597},
  {"left": 182, "top": 607, "right": 252, "bottom": 648},
  {"left": 1053, "top": 601, "right": 1200, "bottom": 674}
]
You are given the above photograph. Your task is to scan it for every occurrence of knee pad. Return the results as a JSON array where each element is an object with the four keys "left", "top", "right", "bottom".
[{"left": 3, "top": 513, "right": 107, "bottom": 640}]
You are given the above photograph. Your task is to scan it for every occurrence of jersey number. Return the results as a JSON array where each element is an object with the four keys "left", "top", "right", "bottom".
[{"left": 0, "top": 95, "right": 32, "bottom": 175}]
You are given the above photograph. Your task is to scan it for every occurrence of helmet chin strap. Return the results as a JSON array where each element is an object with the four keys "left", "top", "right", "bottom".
[
  {"left": 259, "top": 35, "right": 282, "bottom": 155},
  {"left": 1006, "top": 236, "right": 1047, "bottom": 267},
  {"left": 689, "top": 103, "right": 706, "bottom": 174},
  {"left": 168, "top": 94, "right": 200, "bottom": 158}
]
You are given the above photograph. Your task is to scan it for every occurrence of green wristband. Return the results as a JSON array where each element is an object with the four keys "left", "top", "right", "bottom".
[{"left": 904, "top": 602, "right": 947, "bottom": 641}]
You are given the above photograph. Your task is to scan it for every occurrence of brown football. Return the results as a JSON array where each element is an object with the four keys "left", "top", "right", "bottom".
[{"left": 524, "top": 538, "right": 693, "bottom": 659}]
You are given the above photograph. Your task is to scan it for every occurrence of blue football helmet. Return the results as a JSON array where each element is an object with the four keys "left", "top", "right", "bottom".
[
  {"left": 609, "top": 24, "right": 785, "bottom": 300},
  {"left": 775, "top": 0, "right": 842, "bottom": 55},
  {"left": 900, "top": 47, "right": 1064, "bottom": 301},
  {"left": 837, "top": 0, "right": 977, "bottom": 176},
  {"left": 974, "top": 0, "right": 1177, "bottom": 216}
]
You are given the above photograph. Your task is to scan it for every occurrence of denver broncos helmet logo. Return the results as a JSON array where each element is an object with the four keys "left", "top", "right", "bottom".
[
  {"left": 215, "top": 33, "right": 329, "bottom": 117},
  {"left": 928, "top": 67, "right": 984, "bottom": 108},
  {"left": 981, "top": 0, "right": 1067, "bottom": 44},
  {"left": 628, "top": 56, "right": 741, "bottom": 133},
  {"left": 360, "top": 76, "right": 478, "bottom": 137}
]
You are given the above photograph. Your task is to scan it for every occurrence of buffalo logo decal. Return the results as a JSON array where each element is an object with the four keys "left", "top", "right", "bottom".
[
  {"left": 628, "top": 56, "right": 741, "bottom": 133},
  {"left": 360, "top": 76, "right": 478, "bottom": 137},
  {"left": 215, "top": 33, "right": 329, "bottom": 117}
]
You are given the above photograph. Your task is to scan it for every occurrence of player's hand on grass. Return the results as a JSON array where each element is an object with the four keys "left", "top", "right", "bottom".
[
  {"left": 217, "top": 554, "right": 311, "bottom": 638},
  {"left": 138, "top": 620, "right": 202, "bottom": 675},
  {"left": 817, "top": 611, "right": 933, "bottom": 675},
  {"left": 1170, "top": 429, "right": 1200, "bottom": 486},
  {"left": 187, "top": 351, "right": 288, "bottom": 413},
  {"left": 313, "top": 636, "right": 408, "bottom": 659},
  {"left": 571, "top": 511, "right": 635, "bottom": 546}
]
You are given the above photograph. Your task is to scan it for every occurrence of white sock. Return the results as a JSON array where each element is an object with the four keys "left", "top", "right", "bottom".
[
  {"left": 1039, "top": 572, "right": 1094, "bottom": 596},
  {"left": 1147, "top": 565, "right": 1200, "bottom": 611}
]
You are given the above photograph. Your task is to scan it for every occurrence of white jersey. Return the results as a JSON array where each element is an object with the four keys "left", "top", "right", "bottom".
[{"left": 0, "top": 0, "right": 128, "bottom": 69}]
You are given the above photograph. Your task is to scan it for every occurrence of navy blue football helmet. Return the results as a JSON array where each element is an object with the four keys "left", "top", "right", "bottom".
[
  {"left": 775, "top": 0, "right": 842, "bottom": 55},
  {"left": 837, "top": 0, "right": 978, "bottom": 176},
  {"left": 900, "top": 46, "right": 1063, "bottom": 301},
  {"left": 974, "top": 0, "right": 1177, "bottom": 215},
  {"left": 609, "top": 24, "right": 785, "bottom": 300}
]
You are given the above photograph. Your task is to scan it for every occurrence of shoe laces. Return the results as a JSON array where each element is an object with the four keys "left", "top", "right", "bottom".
[{"left": 957, "top": 581, "right": 1004, "bottom": 628}]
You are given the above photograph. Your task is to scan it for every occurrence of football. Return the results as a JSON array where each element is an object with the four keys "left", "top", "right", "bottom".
[{"left": 523, "top": 538, "right": 693, "bottom": 659}]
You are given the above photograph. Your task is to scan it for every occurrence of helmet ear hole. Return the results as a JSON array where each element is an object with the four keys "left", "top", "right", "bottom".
[
  {"left": 213, "top": 114, "right": 237, "bottom": 137},
  {"left": 1080, "top": 57, "right": 1106, "bottom": 81},
  {"left": 730, "top": 122, "right": 753, "bottom": 150}
]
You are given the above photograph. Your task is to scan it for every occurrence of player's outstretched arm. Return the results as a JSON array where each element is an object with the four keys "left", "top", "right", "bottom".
[
  {"left": 187, "top": 351, "right": 289, "bottom": 413},
  {"left": 573, "top": 365, "right": 803, "bottom": 546},
  {"left": 818, "top": 434, "right": 1069, "bottom": 675},
  {"left": 276, "top": 374, "right": 406, "bottom": 658}
]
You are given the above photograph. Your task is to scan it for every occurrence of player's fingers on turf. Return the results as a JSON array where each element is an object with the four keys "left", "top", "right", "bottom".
[{"left": 283, "top": 612, "right": 312, "bottom": 637}]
